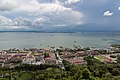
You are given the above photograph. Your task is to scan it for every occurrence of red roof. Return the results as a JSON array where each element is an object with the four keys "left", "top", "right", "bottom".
[
  {"left": 44, "top": 57, "right": 56, "bottom": 60},
  {"left": 13, "top": 54, "right": 27, "bottom": 57}
]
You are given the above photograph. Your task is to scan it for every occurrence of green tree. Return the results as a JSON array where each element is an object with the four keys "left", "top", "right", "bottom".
[
  {"left": 117, "top": 55, "right": 120, "bottom": 63},
  {"left": 82, "top": 68, "right": 91, "bottom": 79},
  {"left": 44, "top": 53, "right": 49, "bottom": 58},
  {"left": 73, "top": 70, "right": 82, "bottom": 80},
  {"left": 111, "top": 68, "right": 120, "bottom": 76}
]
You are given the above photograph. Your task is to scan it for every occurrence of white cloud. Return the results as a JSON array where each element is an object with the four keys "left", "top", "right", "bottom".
[
  {"left": 103, "top": 11, "right": 113, "bottom": 16},
  {"left": 0, "top": 0, "right": 84, "bottom": 30},
  {"left": 0, "top": 15, "right": 30, "bottom": 30},
  {"left": 32, "top": 17, "right": 48, "bottom": 28},
  {"left": 13, "top": 17, "right": 31, "bottom": 26},
  {"left": 0, "top": 15, "right": 13, "bottom": 26},
  {"left": 34, "top": 3, "right": 83, "bottom": 28},
  {"left": 118, "top": 7, "right": 120, "bottom": 10},
  {"left": 53, "top": 0, "right": 61, "bottom": 4},
  {"left": 65, "top": 0, "right": 81, "bottom": 4},
  {"left": 13, "top": 0, "right": 40, "bottom": 12},
  {"left": 34, "top": 3, "right": 71, "bottom": 15},
  {"left": 0, "top": 0, "right": 18, "bottom": 11}
]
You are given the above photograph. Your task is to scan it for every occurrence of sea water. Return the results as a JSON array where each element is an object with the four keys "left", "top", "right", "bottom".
[{"left": 0, "top": 32, "right": 119, "bottom": 50}]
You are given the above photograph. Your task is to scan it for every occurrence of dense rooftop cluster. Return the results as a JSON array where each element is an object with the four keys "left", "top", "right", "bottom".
[{"left": 0, "top": 44, "right": 120, "bottom": 68}]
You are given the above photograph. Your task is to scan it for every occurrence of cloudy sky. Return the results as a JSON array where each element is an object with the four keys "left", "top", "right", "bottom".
[{"left": 0, "top": 0, "right": 120, "bottom": 31}]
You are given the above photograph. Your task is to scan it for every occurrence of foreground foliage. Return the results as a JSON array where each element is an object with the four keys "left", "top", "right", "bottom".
[{"left": 0, "top": 57, "right": 120, "bottom": 80}]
